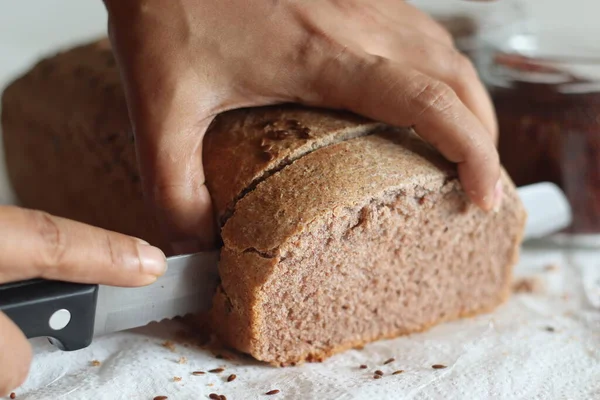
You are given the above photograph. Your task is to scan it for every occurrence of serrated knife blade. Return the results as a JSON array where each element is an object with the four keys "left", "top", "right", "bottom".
[{"left": 92, "top": 251, "right": 220, "bottom": 337}]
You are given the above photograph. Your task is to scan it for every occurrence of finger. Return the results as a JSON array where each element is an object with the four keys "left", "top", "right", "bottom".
[
  {"left": 0, "top": 312, "right": 31, "bottom": 396},
  {"left": 108, "top": 29, "right": 217, "bottom": 254},
  {"left": 364, "top": 33, "right": 498, "bottom": 142},
  {"left": 0, "top": 206, "right": 166, "bottom": 286},
  {"left": 409, "top": 46, "right": 498, "bottom": 143},
  {"left": 313, "top": 49, "right": 500, "bottom": 210}
]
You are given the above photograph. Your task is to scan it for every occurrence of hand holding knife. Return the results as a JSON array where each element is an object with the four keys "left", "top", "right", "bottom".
[
  {"left": 0, "top": 252, "right": 219, "bottom": 351},
  {"left": 0, "top": 182, "right": 571, "bottom": 352}
]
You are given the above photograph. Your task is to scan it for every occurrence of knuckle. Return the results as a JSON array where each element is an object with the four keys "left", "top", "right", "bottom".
[
  {"left": 437, "top": 27, "right": 454, "bottom": 47},
  {"left": 465, "top": 130, "right": 499, "bottom": 166},
  {"left": 31, "top": 211, "right": 67, "bottom": 271},
  {"left": 102, "top": 231, "right": 129, "bottom": 273},
  {"left": 427, "top": 17, "right": 454, "bottom": 46},
  {"left": 343, "top": 52, "right": 387, "bottom": 85},
  {"left": 352, "top": 55, "right": 396, "bottom": 109},
  {"left": 324, "top": 49, "right": 389, "bottom": 108},
  {"left": 294, "top": 33, "right": 342, "bottom": 103},
  {"left": 452, "top": 51, "right": 479, "bottom": 81},
  {"left": 411, "top": 79, "right": 458, "bottom": 117}
]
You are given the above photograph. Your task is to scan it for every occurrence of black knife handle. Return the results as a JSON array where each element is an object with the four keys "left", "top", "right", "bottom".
[{"left": 0, "top": 280, "right": 98, "bottom": 351}]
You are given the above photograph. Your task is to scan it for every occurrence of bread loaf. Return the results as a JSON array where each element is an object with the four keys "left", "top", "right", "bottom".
[{"left": 1, "top": 40, "right": 527, "bottom": 366}]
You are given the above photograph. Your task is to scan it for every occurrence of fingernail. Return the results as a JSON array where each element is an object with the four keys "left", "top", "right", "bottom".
[
  {"left": 171, "top": 239, "right": 202, "bottom": 255},
  {"left": 493, "top": 179, "right": 503, "bottom": 213},
  {"left": 138, "top": 244, "right": 167, "bottom": 276}
]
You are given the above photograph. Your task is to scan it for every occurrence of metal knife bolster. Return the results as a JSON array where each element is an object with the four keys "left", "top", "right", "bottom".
[{"left": 93, "top": 251, "right": 220, "bottom": 337}]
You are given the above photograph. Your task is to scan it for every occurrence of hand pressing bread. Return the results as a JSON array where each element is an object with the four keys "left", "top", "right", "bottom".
[{"left": 102, "top": 0, "right": 501, "bottom": 253}]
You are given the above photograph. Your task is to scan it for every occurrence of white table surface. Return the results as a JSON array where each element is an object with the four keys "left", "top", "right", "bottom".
[{"left": 1, "top": 2, "right": 600, "bottom": 400}]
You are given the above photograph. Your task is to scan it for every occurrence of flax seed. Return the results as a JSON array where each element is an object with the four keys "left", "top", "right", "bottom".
[
  {"left": 161, "top": 340, "right": 176, "bottom": 352},
  {"left": 266, "top": 389, "right": 280, "bottom": 395},
  {"left": 209, "top": 368, "right": 225, "bottom": 373}
]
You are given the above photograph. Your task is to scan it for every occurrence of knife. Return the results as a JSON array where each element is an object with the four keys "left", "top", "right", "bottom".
[{"left": 0, "top": 182, "right": 571, "bottom": 351}]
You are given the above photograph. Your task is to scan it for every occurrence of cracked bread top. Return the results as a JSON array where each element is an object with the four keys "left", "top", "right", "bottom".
[{"left": 203, "top": 106, "right": 383, "bottom": 224}]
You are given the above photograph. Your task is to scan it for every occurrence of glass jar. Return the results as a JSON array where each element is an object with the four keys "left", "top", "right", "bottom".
[{"left": 477, "top": 20, "right": 600, "bottom": 247}]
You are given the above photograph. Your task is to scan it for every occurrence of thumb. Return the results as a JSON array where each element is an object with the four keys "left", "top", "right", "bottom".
[
  {"left": 107, "top": 20, "right": 217, "bottom": 254},
  {"left": 117, "top": 69, "right": 217, "bottom": 253},
  {"left": 134, "top": 110, "right": 217, "bottom": 254}
]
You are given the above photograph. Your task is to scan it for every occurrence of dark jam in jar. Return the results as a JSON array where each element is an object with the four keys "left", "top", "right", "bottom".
[{"left": 490, "top": 53, "right": 600, "bottom": 234}]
